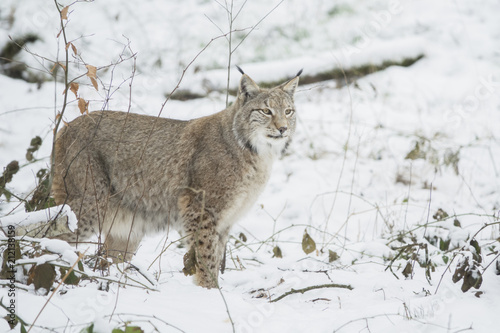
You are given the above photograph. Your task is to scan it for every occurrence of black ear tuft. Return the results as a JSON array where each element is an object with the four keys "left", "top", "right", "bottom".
[
  {"left": 239, "top": 74, "right": 260, "bottom": 102},
  {"left": 236, "top": 65, "right": 245, "bottom": 75},
  {"left": 296, "top": 69, "right": 303, "bottom": 77}
]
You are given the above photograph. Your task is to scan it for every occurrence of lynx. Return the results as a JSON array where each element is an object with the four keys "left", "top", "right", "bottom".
[{"left": 51, "top": 69, "right": 300, "bottom": 288}]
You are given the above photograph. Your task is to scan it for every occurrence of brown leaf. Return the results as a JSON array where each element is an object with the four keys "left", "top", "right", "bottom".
[
  {"left": 85, "top": 65, "right": 98, "bottom": 90},
  {"left": 461, "top": 266, "right": 483, "bottom": 292},
  {"left": 90, "top": 77, "right": 98, "bottom": 91},
  {"left": 452, "top": 257, "right": 468, "bottom": 283},
  {"left": 78, "top": 98, "right": 89, "bottom": 114},
  {"left": 273, "top": 246, "right": 283, "bottom": 258},
  {"left": 69, "top": 82, "right": 79, "bottom": 98},
  {"left": 61, "top": 6, "right": 69, "bottom": 20},
  {"left": 328, "top": 250, "right": 339, "bottom": 263},
  {"left": 27, "top": 265, "right": 36, "bottom": 285},
  {"left": 302, "top": 229, "right": 316, "bottom": 255},
  {"left": 85, "top": 64, "right": 97, "bottom": 79},
  {"left": 51, "top": 62, "right": 66, "bottom": 73},
  {"left": 33, "top": 263, "right": 56, "bottom": 295},
  {"left": 65, "top": 42, "right": 78, "bottom": 55},
  {"left": 402, "top": 261, "right": 413, "bottom": 278}
]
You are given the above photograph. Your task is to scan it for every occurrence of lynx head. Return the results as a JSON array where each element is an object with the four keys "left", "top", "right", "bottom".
[{"left": 233, "top": 70, "right": 300, "bottom": 157}]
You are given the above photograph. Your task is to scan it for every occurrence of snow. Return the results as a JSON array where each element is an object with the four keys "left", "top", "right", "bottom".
[
  {"left": 0, "top": 204, "right": 77, "bottom": 231},
  {"left": 1, "top": 0, "right": 500, "bottom": 332}
]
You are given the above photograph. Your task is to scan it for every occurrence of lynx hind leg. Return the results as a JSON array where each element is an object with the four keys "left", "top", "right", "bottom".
[
  {"left": 52, "top": 151, "right": 114, "bottom": 253},
  {"left": 100, "top": 204, "right": 147, "bottom": 262},
  {"left": 52, "top": 204, "right": 143, "bottom": 262},
  {"left": 179, "top": 194, "right": 228, "bottom": 289},
  {"left": 104, "top": 233, "right": 141, "bottom": 262}
]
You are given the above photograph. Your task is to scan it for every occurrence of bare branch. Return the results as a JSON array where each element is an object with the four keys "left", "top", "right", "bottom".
[{"left": 270, "top": 283, "right": 353, "bottom": 303}]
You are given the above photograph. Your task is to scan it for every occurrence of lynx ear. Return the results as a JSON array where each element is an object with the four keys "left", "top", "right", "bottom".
[
  {"left": 281, "top": 74, "right": 300, "bottom": 96},
  {"left": 239, "top": 74, "right": 260, "bottom": 102}
]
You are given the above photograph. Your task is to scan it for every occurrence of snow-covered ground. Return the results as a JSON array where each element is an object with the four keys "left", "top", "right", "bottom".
[{"left": 1, "top": 0, "right": 499, "bottom": 332}]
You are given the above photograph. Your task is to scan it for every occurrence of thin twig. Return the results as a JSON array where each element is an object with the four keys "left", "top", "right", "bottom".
[
  {"left": 49, "top": 0, "right": 71, "bottom": 191},
  {"left": 332, "top": 313, "right": 403, "bottom": 332},
  {"left": 225, "top": 0, "right": 235, "bottom": 108},
  {"left": 216, "top": 286, "right": 236, "bottom": 333},
  {"left": 322, "top": 57, "right": 354, "bottom": 251},
  {"left": 270, "top": 283, "right": 353, "bottom": 303},
  {"left": 231, "top": 0, "right": 285, "bottom": 54}
]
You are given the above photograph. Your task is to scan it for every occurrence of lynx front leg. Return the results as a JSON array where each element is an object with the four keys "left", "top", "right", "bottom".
[
  {"left": 180, "top": 195, "right": 228, "bottom": 289},
  {"left": 189, "top": 224, "right": 228, "bottom": 289}
]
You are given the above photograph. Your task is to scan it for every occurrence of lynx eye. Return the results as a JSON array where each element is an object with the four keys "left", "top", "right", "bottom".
[
  {"left": 259, "top": 108, "right": 273, "bottom": 116},
  {"left": 285, "top": 109, "right": 294, "bottom": 116}
]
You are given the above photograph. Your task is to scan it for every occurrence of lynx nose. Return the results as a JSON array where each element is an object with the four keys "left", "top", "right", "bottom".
[{"left": 278, "top": 126, "right": 287, "bottom": 135}]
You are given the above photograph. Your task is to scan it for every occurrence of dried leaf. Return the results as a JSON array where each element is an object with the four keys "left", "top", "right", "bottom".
[
  {"left": 469, "top": 239, "right": 482, "bottom": 263},
  {"left": 65, "top": 42, "right": 78, "bottom": 56},
  {"left": 33, "top": 263, "right": 56, "bottom": 295},
  {"left": 273, "top": 246, "right": 283, "bottom": 258},
  {"left": 328, "top": 250, "right": 339, "bottom": 263},
  {"left": 90, "top": 77, "right": 99, "bottom": 91},
  {"left": 0, "top": 161, "right": 20, "bottom": 189},
  {"left": 85, "top": 65, "right": 98, "bottom": 90},
  {"left": 405, "top": 141, "right": 425, "bottom": 160},
  {"left": 86, "top": 64, "right": 97, "bottom": 79},
  {"left": 432, "top": 208, "right": 449, "bottom": 221},
  {"left": 27, "top": 265, "right": 36, "bottom": 285},
  {"left": 402, "top": 261, "right": 413, "bottom": 278},
  {"left": 51, "top": 62, "right": 66, "bottom": 73},
  {"left": 461, "top": 265, "right": 483, "bottom": 292},
  {"left": 452, "top": 257, "right": 468, "bottom": 283},
  {"left": 78, "top": 98, "right": 89, "bottom": 114},
  {"left": 26, "top": 136, "right": 42, "bottom": 162},
  {"left": 69, "top": 82, "right": 79, "bottom": 98},
  {"left": 302, "top": 229, "right": 316, "bottom": 255},
  {"left": 61, "top": 6, "right": 69, "bottom": 20}
]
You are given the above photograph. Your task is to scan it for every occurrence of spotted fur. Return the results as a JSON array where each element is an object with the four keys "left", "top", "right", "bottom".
[{"left": 51, "top": 72, "right": 300, "bottom": 288}]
